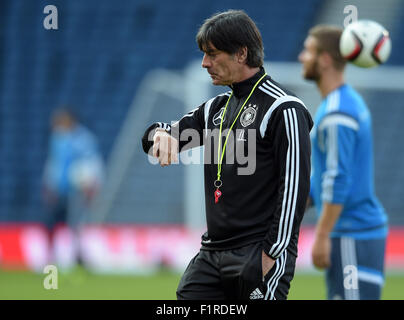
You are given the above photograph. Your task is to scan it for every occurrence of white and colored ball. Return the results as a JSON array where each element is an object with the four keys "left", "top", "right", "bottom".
[{"left": 339, "top": 20, "right": 392, "bottom": 68}]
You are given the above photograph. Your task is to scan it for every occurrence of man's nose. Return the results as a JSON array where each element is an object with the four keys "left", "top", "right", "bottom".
[
  {"left": 298, "top": 51, "right": 304, "bottom": 63},
  {"left": 202, "top": 54, "right": 211, "bottom": 68}
]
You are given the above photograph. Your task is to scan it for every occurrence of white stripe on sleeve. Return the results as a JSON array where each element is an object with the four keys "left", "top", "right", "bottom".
[
  {"left": 322, "top": 124, "right": 338, "bottom": 202},
  {"left": 268, "top": 108, "right": 300, "bottom": 259},
  {"left": 258, "top": 86, "right": 280, "bottom": 100},
  {"left": 265, "top": 250, "right": 287, "bottom": 300},
  {"left": 319, "top": 113, "right": 359, "bottom": 132},
  {"left": 259, "top": 95, "right": 306, "bottom": 138},
  {"left": 264, "top": 79, "right": 287, "bottom": 96},
  {"left": 262, "top": 82, "right": 285, "bottom": 97}
]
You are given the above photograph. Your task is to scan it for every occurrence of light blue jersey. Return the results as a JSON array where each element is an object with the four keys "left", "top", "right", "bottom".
[
  {"left": 43, "top": 124, "right": 104, "bottom": 196},
  {"left": 310, "top": 84, "right": 387, "bottom": 239}
]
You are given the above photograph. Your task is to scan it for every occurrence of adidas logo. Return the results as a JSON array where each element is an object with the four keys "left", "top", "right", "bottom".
[{"left": 249, "top": 288, "right": 264, "bottom": 300}]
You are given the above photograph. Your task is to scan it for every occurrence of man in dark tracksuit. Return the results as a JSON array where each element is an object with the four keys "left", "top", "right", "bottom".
[{"left": 142, "top": 10, "right": 313, "bottom": 300}]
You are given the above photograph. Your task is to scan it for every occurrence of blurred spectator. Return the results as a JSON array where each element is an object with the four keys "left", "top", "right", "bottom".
[{"left": 42, "top": 107, "right": 105, "bottom": 269}]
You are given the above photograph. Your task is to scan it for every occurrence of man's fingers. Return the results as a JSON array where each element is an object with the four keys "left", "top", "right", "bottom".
[
  {"left": 152, "top": 141, "right": 160, "bottom": 158},
  {"left": 159, "top": 136, "right": 170, "bottom": 166},
  {"left": 313, "top": 257, "right": 324, "bottom": 269},
  {"left": 170, "top": 138, "right": 179, "bottom": 163},
  {"left": 153, "top": 131, "right": 179, "bottom": 166},
  {"left": 312, "top": 254, "right": 330, "bottom": 269},
  {"left": 153, "top": 134, "right": 161, "bottom": 158}
]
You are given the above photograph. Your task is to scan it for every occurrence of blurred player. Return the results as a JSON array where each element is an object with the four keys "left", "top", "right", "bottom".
[
  {"left": 299, "top": 25, "right": 388, "bottom": 300},
  {"left": 42, "top": 107, "right": 104, "bottom": 269},
  {"left": 142, "top": 10, "right": 313, "bottom": 300}
]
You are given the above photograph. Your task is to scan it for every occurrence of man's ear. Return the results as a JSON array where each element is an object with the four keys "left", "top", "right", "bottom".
[
  {"left": 318, "top": 51, "right": 333, "bottom": 69},
  {"left": 236, "top": 46, "right": 248, "bottom": 64}
]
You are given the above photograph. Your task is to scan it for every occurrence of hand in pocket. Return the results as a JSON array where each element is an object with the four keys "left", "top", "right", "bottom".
[{"left": 261, "top": 250, "right": 275, "bottom": 278}]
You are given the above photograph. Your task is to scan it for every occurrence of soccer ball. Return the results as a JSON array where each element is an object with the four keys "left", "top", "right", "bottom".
[{"left": 339, "top": 20, "right": 392, "bottom": 68}]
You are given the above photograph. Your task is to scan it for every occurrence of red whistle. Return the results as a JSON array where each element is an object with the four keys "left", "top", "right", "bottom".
[{"left": 214, "top": 189, "right": 222, "bottom": 204}]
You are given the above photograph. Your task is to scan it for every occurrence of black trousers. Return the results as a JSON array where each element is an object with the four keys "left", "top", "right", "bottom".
[{"left": 176, "top": 242, "right": 296, "bottom": 300}]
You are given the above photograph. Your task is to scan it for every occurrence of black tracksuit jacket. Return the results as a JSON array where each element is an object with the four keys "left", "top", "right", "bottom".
[{"left": 142, "top": 68, "right": 313, "bottom": 260}]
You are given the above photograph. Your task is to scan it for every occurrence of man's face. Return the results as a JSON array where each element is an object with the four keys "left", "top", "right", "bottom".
[
  {"left": 298, "top": 36, "right": 321, "bottom": 81},
  {"left": 201, "top": 43, "right": 241, "bottom": 86},
  {"left": 52, "top": 113, "right": 74, "bottom": 132}
]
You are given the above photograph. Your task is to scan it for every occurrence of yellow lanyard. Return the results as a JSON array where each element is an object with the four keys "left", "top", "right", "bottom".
[{"left": 214, "top": 73, "right": 267, "bottom": 203}]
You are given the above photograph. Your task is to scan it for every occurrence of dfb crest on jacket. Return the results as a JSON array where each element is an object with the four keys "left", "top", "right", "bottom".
[{"left": 240, "top": 105, "right": 257, "bottom": 127}]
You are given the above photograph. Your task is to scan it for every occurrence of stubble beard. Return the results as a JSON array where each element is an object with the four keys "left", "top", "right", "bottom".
[{"left": 303, "top": 60, "right": 321, "bottom": 82}]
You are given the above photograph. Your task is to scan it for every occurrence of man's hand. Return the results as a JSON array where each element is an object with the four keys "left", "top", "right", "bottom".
[
  {"left": 262, "top": 250, "right": 275, "bottom": 278},
  {"left": 311, "top": 233, "right": 331, "bottom": 269},
  {"left": 152, "top": 129, "right": 178, "bottom": 167},
  {"left": 311, "top": 202, "right": 341, "bottom": 269}
]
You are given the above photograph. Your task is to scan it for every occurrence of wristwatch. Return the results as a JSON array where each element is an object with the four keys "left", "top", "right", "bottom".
[{"left": 155, "top": 127, "right": 169, "bottom": 134}]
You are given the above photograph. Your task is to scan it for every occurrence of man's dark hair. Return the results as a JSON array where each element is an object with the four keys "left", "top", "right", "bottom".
[{"left": 196, "top": 10, "right": 264, "bottom": 67}]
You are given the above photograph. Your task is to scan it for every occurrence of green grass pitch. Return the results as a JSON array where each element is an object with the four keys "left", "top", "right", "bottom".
[{"left": 0, "top": 268, "right": 403, "bottom": 300}]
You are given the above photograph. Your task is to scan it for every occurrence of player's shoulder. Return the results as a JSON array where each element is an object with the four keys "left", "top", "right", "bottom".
[
  {"left": 205, "top": 90, "right": 232, "bottom": 108},
  {"left": 318, "top": 84, "right": 372, "bottom": 131},
  {"left": 258, "top": 76, "right": 291, "bottom": 101},
  {"left": 258, "top": 77, "right": 311, "bottom": 135},
  {"left": 74, "top": 124, "right": 96, "bottom": 141},
  {"left": 324, "top": 85, "right": 362, "bottom": 119},
  {"left": 258, "top": 76, "right": 307, "bottom": 111},
  {"left": 199, "top": 90, "right": 232, "bottom": 117},
  {"left": 214, "top": 90, "right": 232, "bottom": 102}
]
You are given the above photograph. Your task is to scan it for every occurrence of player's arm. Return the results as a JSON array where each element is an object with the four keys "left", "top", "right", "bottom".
[
  {"left": 312, "top": 202, "right": 343, "bottom": 268},
  {"left": 141, "top": 104, "right": 206, "bottom": 166},
  {"left": 261, "top": 104, "right": 313, "bottom": 273},
  {"left": 312, "top": 112, "right": 358, "bottom": 268}
]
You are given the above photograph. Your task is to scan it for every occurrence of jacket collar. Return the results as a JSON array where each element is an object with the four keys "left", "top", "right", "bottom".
[{"left": 229, "top": 67, "right": 266, "bottom": 99}]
